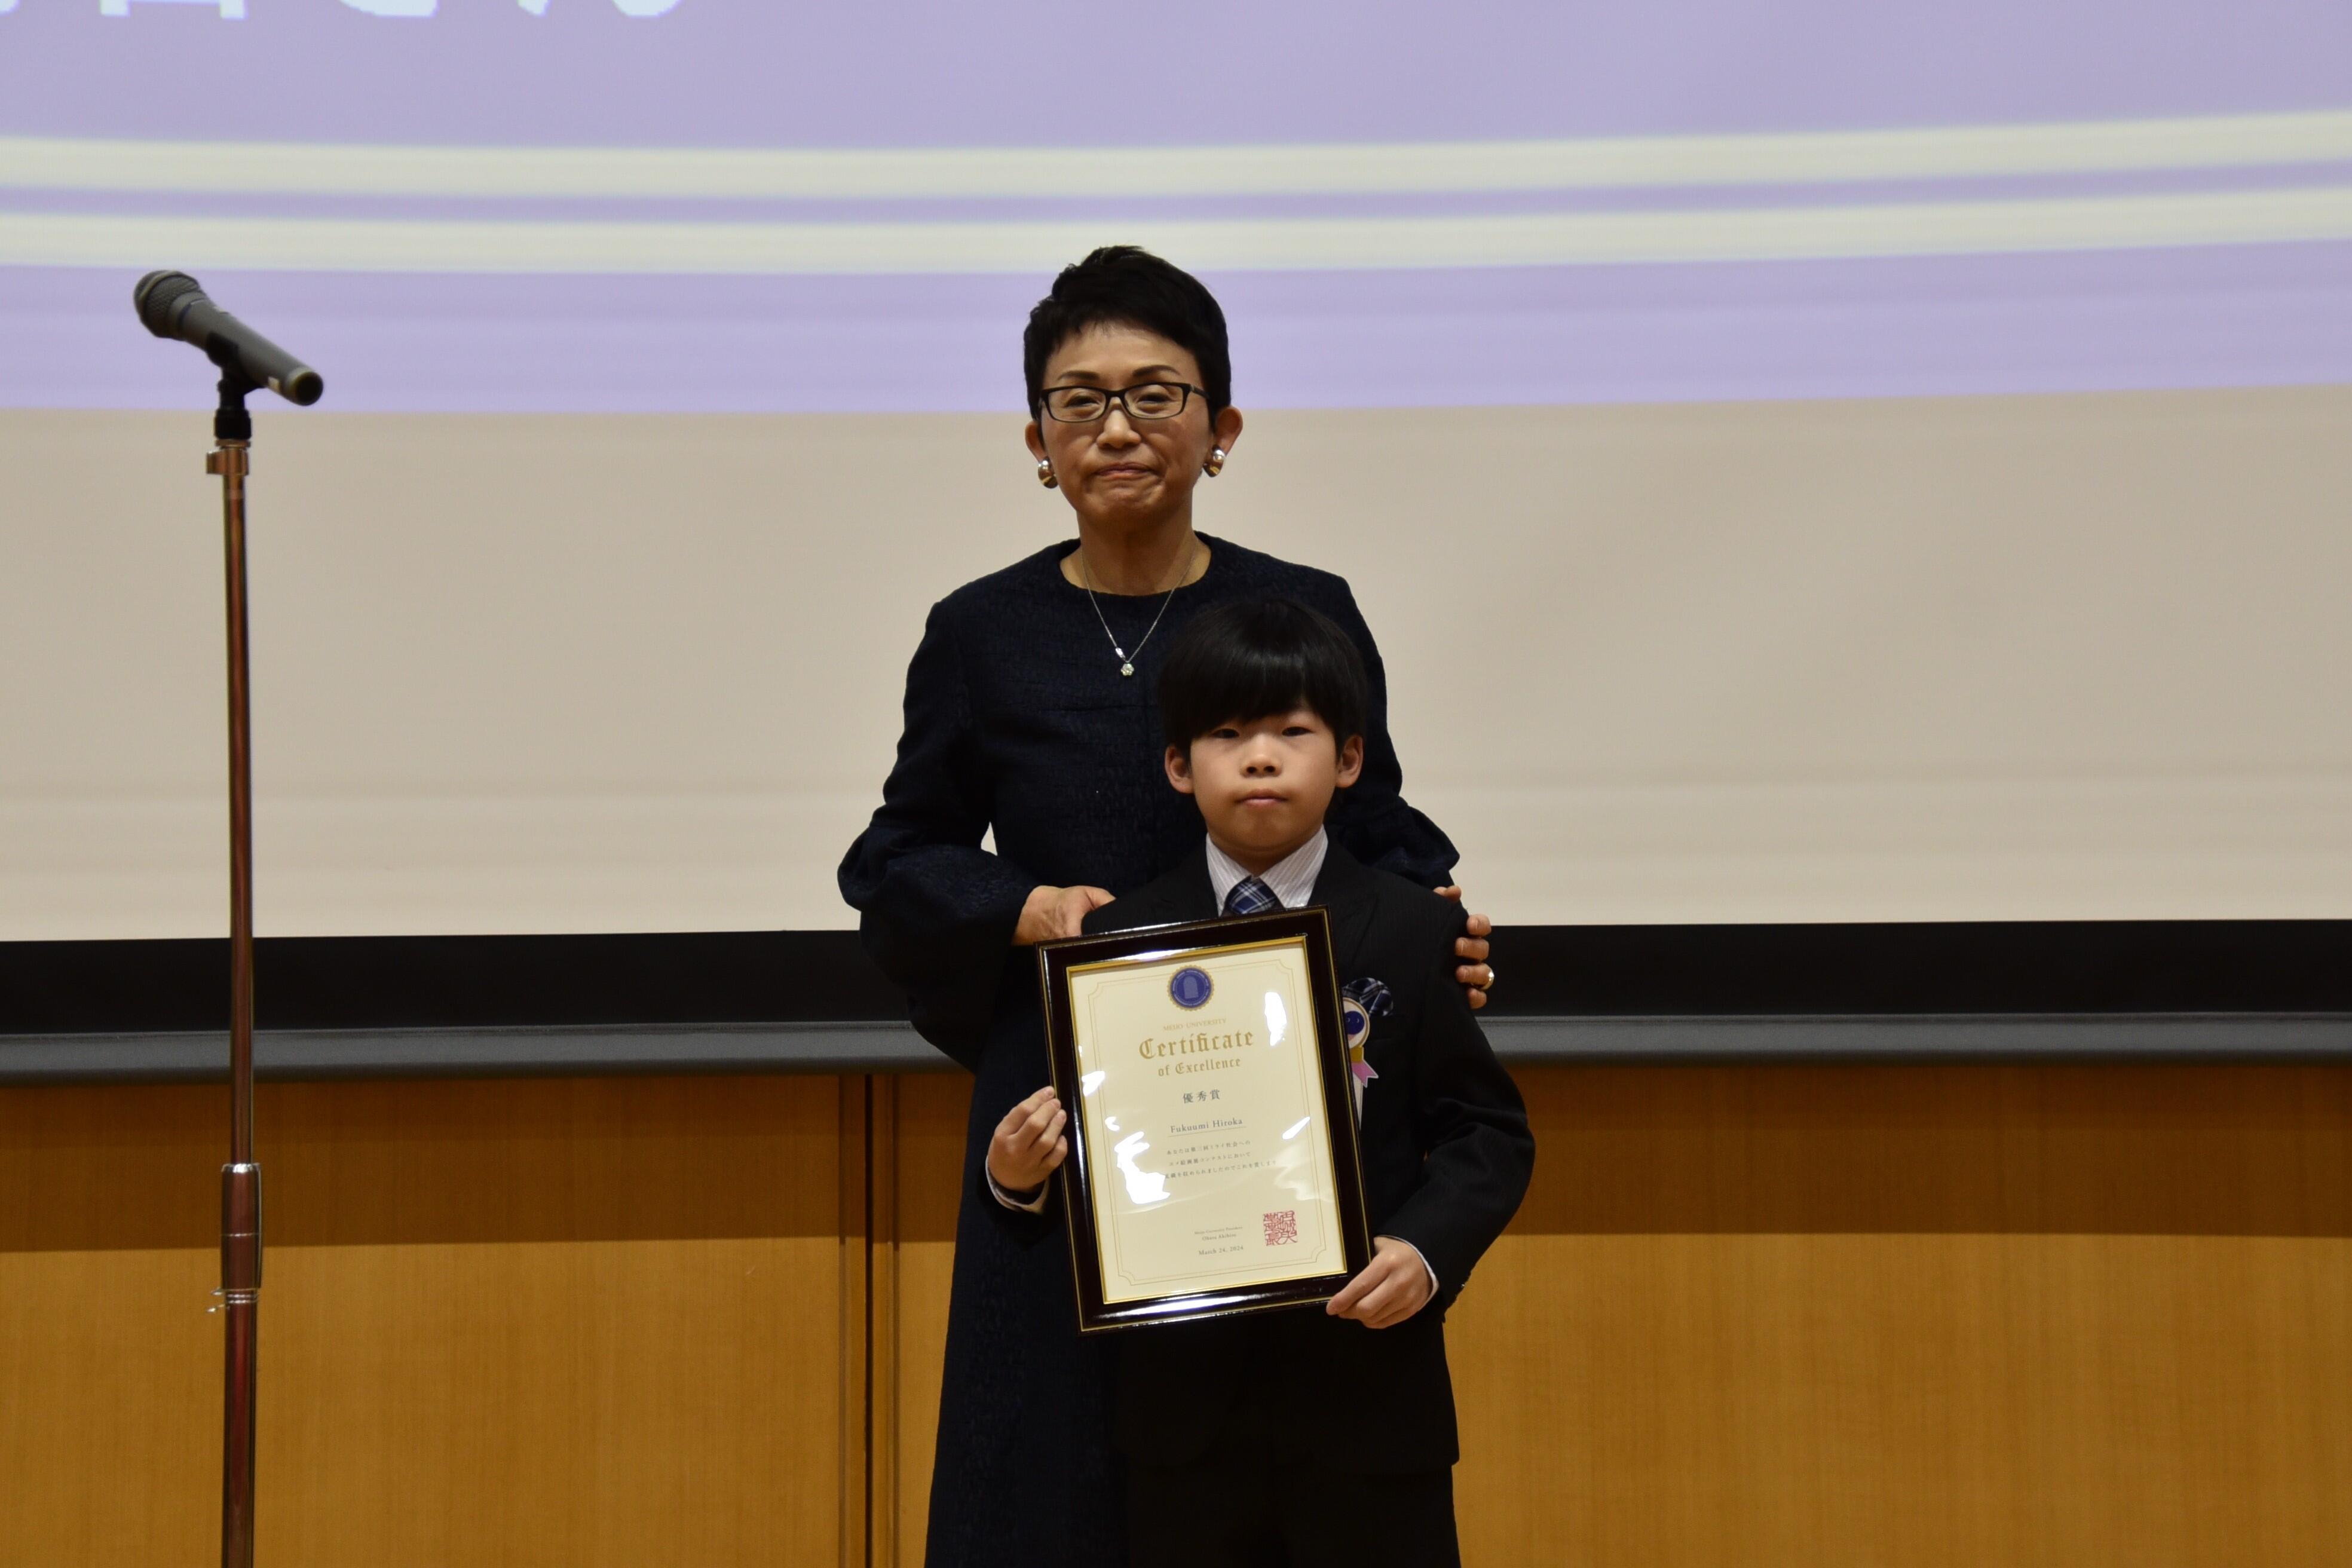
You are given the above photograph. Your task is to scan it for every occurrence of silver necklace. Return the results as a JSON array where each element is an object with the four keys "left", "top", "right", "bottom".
[{"left": 1079, "top": 541, "right": 1198, "bottom": 678}]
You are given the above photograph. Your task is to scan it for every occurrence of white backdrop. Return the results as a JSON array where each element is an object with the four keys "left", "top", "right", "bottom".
[{"left": 5, "top": 386, "right": 2347, "bottom": 939}]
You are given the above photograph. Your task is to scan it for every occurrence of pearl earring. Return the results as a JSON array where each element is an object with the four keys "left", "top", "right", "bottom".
[
  {"left": 1037, "top": 459, "right": 1058, "bottom": 489},
  {"left": 1203, "top": 446, "right": 1227, "bottom": 477}
]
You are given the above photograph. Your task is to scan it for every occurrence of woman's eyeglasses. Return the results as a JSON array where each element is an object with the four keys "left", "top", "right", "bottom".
[{"left": 1039, "top": 382, "right": 1208, "bottom": 424}]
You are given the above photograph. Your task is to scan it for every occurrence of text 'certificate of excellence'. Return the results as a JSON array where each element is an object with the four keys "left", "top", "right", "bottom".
[{"left": 1038, "top": 908, "right": 1373, "bottom": 1333}]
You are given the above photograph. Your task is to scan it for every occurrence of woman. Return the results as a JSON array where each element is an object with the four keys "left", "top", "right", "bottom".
[{"left": 838, "top": 246, "right": 1493, "bottom": 1567}]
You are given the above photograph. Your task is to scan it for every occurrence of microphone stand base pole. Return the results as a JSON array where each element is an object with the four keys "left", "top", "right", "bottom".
[{"left": 209, "top": 361, "right": 262, "bottom": 1568}]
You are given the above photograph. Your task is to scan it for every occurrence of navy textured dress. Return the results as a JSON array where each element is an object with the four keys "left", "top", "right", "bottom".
[{"left": 838, "top": 535, "right": 1457, "bottom": 1568}]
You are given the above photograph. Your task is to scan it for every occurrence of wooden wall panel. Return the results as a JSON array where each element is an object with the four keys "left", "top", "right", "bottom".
[
  {"left": 10, "top": 1063, "right": 2349, "bottom": 1567},
  {"left": 1448, "top": 1065, "right": 2352, "bottom": 1567},
  {"left": 876, "top": 1073, "right": 972, "bottom": 1568},
  {"left": 0, "top": 1076, "right": 859, "bottom": 1568},
  {"left": 0, "top": 1244, "right": 218, "bottom": 1564}
]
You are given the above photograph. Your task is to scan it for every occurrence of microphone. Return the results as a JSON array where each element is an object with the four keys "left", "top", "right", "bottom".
[{"left": 134, "top": 271, "right": 325, "bottom": 407}]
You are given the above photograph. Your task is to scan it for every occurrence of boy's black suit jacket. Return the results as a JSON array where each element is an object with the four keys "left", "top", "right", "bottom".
[{"left": 1072, "top": 840, "right": 1535, "bottom": 1473}]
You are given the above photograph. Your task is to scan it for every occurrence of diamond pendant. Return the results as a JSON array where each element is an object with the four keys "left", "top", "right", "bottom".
[{"left": 1120, "top": 662, "right": 1135, "bottom": 677}]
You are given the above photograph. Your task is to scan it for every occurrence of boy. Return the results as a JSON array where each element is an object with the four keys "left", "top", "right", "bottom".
[{"left": 988, "top": 598, "right": 1535, "bottom": 1567}]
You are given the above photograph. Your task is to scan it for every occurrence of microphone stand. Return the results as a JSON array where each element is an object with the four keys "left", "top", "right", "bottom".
[{"left": 206, "top": 348, "right": 263, "bottom": 1568}]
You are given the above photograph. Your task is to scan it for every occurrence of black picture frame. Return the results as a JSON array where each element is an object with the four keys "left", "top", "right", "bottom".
[{"left": 1036, "top": 906, "right": 1374, "bottom": 1334}]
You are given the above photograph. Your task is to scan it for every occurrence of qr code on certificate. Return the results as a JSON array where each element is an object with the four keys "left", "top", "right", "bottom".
[{"left": 1262, "top": 1209, "right": 1299, "bottom": 1246}]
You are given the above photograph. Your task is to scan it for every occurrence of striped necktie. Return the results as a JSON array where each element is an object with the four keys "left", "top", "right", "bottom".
[{"left": 1222, "top": 875, "right": 1278, "bottom": 917}]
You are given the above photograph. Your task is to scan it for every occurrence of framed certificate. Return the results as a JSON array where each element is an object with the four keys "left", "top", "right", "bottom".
[{"left": 1037, "top": 907, "right": 1373, "bottom": 1333}]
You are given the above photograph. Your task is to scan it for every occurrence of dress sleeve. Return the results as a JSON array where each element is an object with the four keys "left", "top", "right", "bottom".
[
  {"left": 1319, "top": 584, "right": 1461, "bottom": 889},
  {"left": 837, "top": 600, "right": 1036, "bottom": 1069}
]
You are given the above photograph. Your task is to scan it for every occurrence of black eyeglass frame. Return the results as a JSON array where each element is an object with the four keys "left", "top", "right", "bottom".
[{"left": 1037, "top": 381, "right": 1212, "bottom": 424}]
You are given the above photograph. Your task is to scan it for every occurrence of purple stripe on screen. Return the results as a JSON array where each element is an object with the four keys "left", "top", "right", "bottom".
[
  {"left": 10, "top": 246, "right": 2350, "bottom": 414},
  {"left": 2, "top": 1, "right": 2347, "bottom": 148}
]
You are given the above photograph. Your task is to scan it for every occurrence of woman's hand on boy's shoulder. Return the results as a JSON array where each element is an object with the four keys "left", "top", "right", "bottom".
[
  {"left": 1434, "top": 886, "right": 1494, "bottom": 1010},
  {"left": 1015, "top": 884, "right": 1116, "bottom": 946}
]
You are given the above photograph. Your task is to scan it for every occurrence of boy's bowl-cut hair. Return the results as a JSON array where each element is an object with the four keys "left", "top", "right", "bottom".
[{"left": 1159, "top": 598, "right": 1370, "bottom": 754}]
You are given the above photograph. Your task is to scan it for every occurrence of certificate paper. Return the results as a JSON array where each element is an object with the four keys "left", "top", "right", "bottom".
[{"left": 1039, "top": 909, "right": 1372, "bottom": 1332}]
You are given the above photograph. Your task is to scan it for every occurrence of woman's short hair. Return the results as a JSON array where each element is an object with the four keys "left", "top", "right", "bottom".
[
  {"left": 1024, "top": 246, "right": 1232, "bottom": 422},
  {"left": 1159, "top": 598, "right": 1369, "bottom": 754}
]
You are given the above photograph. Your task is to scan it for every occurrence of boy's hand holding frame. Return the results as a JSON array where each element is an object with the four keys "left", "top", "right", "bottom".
[
  {"left": 1325, "top": 1235, "right": 1437, "bottom": 1330},
  {"left": 988, "top": 1085, "right": 1070, "bottom": 1196}
]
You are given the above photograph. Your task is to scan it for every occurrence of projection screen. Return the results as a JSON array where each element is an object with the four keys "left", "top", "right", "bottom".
[{"left": 3, "top": 1, "right": 2348, "bottom": 939}]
